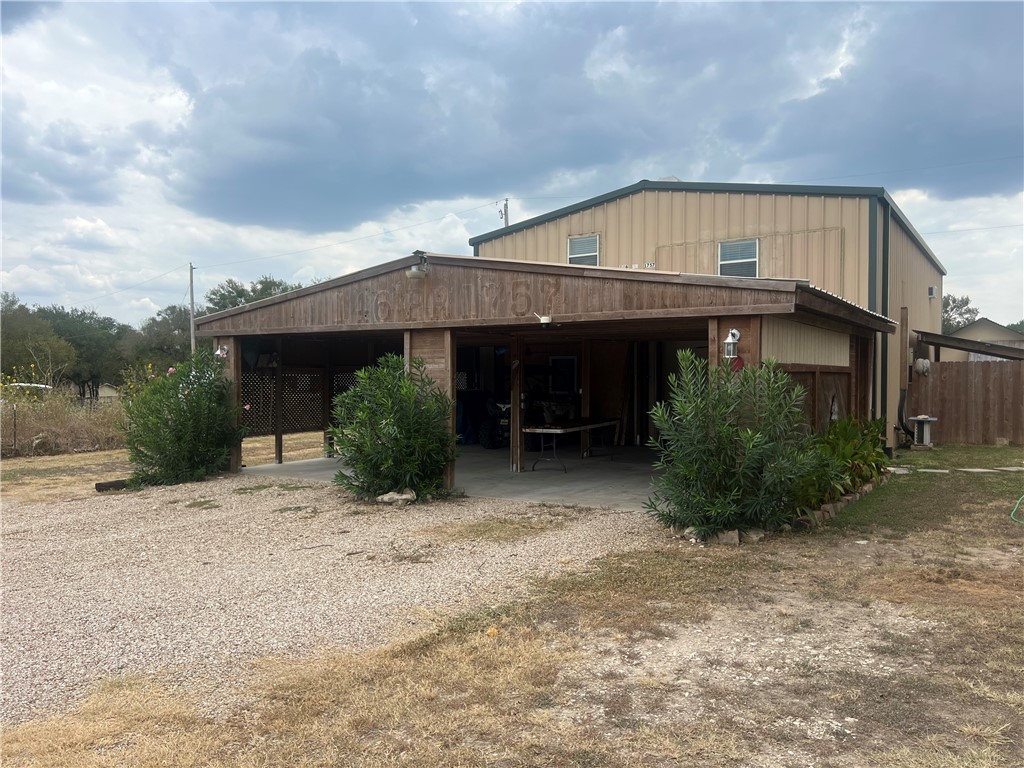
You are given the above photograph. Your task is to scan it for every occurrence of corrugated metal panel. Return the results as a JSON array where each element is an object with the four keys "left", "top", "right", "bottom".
[
  {"left": 476, "top": 189, "right": 871, "bottom": 303},
  {"left": 762, "top": 316, "right": 850, "bottom": 366}
]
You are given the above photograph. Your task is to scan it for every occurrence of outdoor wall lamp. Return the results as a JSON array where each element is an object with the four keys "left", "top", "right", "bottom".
[
  {"left": 405, "top": 250, "right": 429, "bottom": 280},
  {"left": 723, "top": 328, "right": 741, "bottom": 359},
  {"left": 534, "top": 312, "right": 552, "bottom": 328}
]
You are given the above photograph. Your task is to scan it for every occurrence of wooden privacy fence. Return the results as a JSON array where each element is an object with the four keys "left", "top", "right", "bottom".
[{"left": 909, "top": 361, "right": 1024, "bottom": 445}]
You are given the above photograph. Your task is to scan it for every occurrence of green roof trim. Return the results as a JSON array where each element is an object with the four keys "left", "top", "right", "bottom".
[{"left": 468, "top": 179, "right": 946, "bottom": 275}]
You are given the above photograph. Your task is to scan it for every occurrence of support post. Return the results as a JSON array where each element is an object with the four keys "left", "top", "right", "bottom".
[
  {"left": 274, "top": 336, "right": 284, "bottom": 465},
  {"left": 216, "top": 336, "right": 242, "bottom": 472},
  {"left": 510, "top": 335, "right": 524, "bottom": 472}
]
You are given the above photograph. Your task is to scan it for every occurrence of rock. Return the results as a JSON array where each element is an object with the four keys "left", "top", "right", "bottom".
[
  {"left": 376, "top": 488, "right": 417, "bottom": 506},
  {"left": 740, "top": 528, "right": 767, "bottom": 544},
  {"left": 860, "top": 481, "right": 875, "bottom": 493},
  {"left": 793, "top": 516, "right": 816, "bottom": 530},
  {"left": 712, "top": 529, "right": 740, "bottom": 546},
  {"left": 683, "top": 526, "right": 700, "bottom": 540},
  {"left": 995, "top": 437, "right": 1009, "bottom": 447}
]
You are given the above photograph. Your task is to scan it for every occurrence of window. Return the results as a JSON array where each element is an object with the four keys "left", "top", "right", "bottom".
[
  {"left": 718, "top": 239, "right": 758, "bottom": 277},
  {"left": 568, "top": 234, "right": 599, "bottom": 266}
]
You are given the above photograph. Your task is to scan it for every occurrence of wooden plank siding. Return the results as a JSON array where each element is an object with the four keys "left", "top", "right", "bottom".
[
  {"left": 196, "top": 259, "right": 805, "bottom": 336},
  {"left": 909, "top": 361, "right": 1024, "bottom": 445}
]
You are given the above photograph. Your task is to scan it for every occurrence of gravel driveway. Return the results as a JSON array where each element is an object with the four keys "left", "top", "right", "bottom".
[{"left": 1, "top": 474, "right": 658, "bottom": 724}]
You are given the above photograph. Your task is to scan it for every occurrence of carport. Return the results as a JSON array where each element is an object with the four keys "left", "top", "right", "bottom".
[{"left": 195, "top": 252, "right": 894, "bottom": 488}]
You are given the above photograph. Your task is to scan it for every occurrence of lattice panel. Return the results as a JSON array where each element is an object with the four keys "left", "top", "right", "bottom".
[
  {"left": 282, "top": 371, "right": 325, "bottom": 433},
  {"left": 240, "top": 371, "right": 275, "bottom": 436},
  {"left": 333, "top": 371, "right": 358, "bottom": 392},
  {"left": 240, "top": 369, "right": 327, "bottom": 437}
]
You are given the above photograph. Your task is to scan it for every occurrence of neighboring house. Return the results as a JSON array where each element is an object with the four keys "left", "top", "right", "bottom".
[
  {"left": 469, "top": 179, "right": 945, "bottom": 446},
  {"left": 943, "top": 318, "right": 1024, "bottom": 362}
]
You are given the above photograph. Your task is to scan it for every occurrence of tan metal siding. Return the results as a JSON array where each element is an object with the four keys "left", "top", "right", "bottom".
[
  {"left": 475, "top": 190, "right": 872, "bottom": 305},
  {"left": 883, "top": 217, "right": 945, "bottom": 433},
  {"left": 761, "top": 316, "right": 850, "bottom": 366}
]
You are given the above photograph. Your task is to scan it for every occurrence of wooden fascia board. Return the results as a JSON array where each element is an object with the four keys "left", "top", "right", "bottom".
[
  {"left": 195, "top": 302, "right": 798, "bottom": 337},
  {"left": 794, "top": 289, "right": 896, "bottom": 335},
  {"left": 913, "top": 329, "right": 1024, "bottom": 360}
]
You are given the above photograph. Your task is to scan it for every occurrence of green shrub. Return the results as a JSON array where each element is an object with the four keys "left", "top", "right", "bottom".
[
  {"left": 796, "top": 418, "right": 889, "bottom": 510},
  {"left": 120, "top": 347, "right": 244, "bottom": 486},
  {"left": 645, "top": 350, "right": 817, "bottom": 537},
  {"left": 326, "top": 353, "right": 456, "bottom": 500}
]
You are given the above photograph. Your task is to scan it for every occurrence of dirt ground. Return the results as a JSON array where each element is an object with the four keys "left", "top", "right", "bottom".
[{"left": 1, "top": 446, "right": 1022, "bottom": 767}]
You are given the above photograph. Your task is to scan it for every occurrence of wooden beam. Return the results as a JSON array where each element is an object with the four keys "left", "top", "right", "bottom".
[
  {"left": 510, "top": 335, "right": 524, "bottom": 472},
  {"left": 274, "top": 337, "right": 283, "bottom": 465},
  {"left": 215, "top": 336, "right": 242, "bottom": 472}
]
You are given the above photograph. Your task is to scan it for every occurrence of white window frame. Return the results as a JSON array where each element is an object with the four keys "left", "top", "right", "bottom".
[
  {"left": 568, "top": 234, "right": 600, "bottom": 266},
  {"left": 718, "top": 238, "right": 759, "bottom": 278}
]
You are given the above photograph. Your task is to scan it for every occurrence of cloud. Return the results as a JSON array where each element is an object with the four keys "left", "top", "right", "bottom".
[
  {"left": 0, "top": 2, "right": 1020, "bottom": 327},
  {"left": 1, "top": 1, "right": 57, "bottom": 35}
]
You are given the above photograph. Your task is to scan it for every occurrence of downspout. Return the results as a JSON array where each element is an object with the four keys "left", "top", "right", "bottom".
[
  {"left": 867, "top": 197, "right": 878, "bottom": 420},
  {"left": 880, "top": 197, "right": 890, "bottom": 436}
]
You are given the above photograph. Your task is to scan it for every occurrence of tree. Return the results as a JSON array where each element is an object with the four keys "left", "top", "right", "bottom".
[
  {"left": 204, "top": 275, "right": 303, "bottom": 313},
  {"left": 1006, "top": 320, "right": 1024, "bottom": 335},
  {"left": 0, "top": 293, "right": 77, "bottom": 385},
  {"left": 122, "top": 304, "right": 194, "bottom": 373},
  {"left": 33, "top": 305, "right": 133, "bottom": 397},
  {"left": 941, "top": 294, "right": 980, "bottom": 335}
]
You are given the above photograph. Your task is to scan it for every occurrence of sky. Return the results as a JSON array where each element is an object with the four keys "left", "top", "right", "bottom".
[{"left": 2, "top": 1, "right": 1022, "bottom": 328}]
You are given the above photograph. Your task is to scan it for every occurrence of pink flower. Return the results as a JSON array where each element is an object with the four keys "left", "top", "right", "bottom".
[
  {"left": 244, "top": 403, "right": 251, "bottom": 411},
  {"left": 167, "top": 367, "right": 176, "bottom": 374}
]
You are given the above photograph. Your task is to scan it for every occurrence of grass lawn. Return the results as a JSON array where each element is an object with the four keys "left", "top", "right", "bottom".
[{"left": 3, "top": 446, "right": 1022, "bottom": 767}]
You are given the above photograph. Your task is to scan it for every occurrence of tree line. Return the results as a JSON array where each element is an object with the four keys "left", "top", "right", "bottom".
[{"left": 0, "top": 276, "right": 302, "bottom": 398}]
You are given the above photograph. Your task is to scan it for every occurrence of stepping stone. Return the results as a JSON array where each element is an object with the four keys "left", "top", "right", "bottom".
[
  {"left": 917, "top": 469, "right": 950, "bottom": 474},
  {"left": 995, "top": 467, "right": 1024, "bottom": 472},
  {"left": 957, "top": 468, "right": 999, "bottom": 473}
]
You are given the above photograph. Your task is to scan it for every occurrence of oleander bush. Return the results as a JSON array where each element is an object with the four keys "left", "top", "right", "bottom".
[
  {"left": 120, "top": 347, "right": 245, "bottom": 486},
  {"left": 645, "top": 350, "right": 818, "bottom": 537},
  {"left": 327, "top": 353, "right": 457, "bottom": 500}
]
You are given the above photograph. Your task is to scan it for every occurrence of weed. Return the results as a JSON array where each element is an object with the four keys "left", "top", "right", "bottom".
[
  {"left": 234, "top": 484, "right": 274, "bottom": 495},
  {"left": 184, "top": 499, "right": 219, "bottom": 509}
]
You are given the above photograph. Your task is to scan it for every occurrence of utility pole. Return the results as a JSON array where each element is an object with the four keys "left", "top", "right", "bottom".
[
  {"left": 503, "top": 198, "right": 510, "bottom": 227},
  {"left": 189, "top": 262, "right": 196, "bottom": 353}
]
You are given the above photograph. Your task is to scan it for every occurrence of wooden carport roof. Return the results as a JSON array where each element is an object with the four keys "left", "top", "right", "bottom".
[{"left": 194, "top": 253, "right": 895, "bottom": 338}]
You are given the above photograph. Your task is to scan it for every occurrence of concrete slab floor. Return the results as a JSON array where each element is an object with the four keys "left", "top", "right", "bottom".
[{"left": 243, "top": 444, "right": 660, "bottom": 512}]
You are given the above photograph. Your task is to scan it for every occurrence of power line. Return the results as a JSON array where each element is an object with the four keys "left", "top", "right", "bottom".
[
  {"left": 71, "top": 263, "right": 191, "bottom": 306},
  {"left": 919, "top": 223, "right": 1023, "bottom": 236}
]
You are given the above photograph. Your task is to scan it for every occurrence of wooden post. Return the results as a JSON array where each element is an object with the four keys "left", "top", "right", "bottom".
[
  {"left": 216, "top": 336, "right": 243, "bottom": 472},
  {"left": 580, "top": 339, "right": 591, "bottom": 455},
  {"left": 707, "top": 318, "right": 720, "bottom": 369},
  {"left": 405, "top": 328, "right": 457, "bottom": 489},
  {"left": 510, "top": 335, "right": 524, "bottom": 472},
  {"left": 274, "top": 336, "right": 284, "bottom": 464}
]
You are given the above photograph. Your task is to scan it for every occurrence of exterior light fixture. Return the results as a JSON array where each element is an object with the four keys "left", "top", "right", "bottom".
[
  {"left": 723, "top": 328, "right": 741, "bottom": 360},
  {"left": 534, "top": 312, "right": 552, "bottom": 328},
  {"left": 405, "top": 250, "right": 429, "bottom": 280}
]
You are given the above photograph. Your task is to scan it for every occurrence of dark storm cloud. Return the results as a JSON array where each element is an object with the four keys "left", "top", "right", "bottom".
[
  {"left": 1, "top": 1, "right": 57, "bottom": 34},
  {"left": 752, "top": 3, "right": 1024, "bottom": 197},
  {"left": 11, "top": 2, "right": 1018, "bottom": 232},
  {"left": 1, "top": 98, "right": 136, "bottom": 206}
]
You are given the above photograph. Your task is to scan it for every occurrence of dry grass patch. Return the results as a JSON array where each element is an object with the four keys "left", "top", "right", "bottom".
[
  {"left": 422, "top": 511, "right": 573, "bottom": 544},
  {"left": 241, "top": 431, "right": 326, "bottom": 467},
  {"left": 532, "top": 546, "right": 752, "bottom": 638}
]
